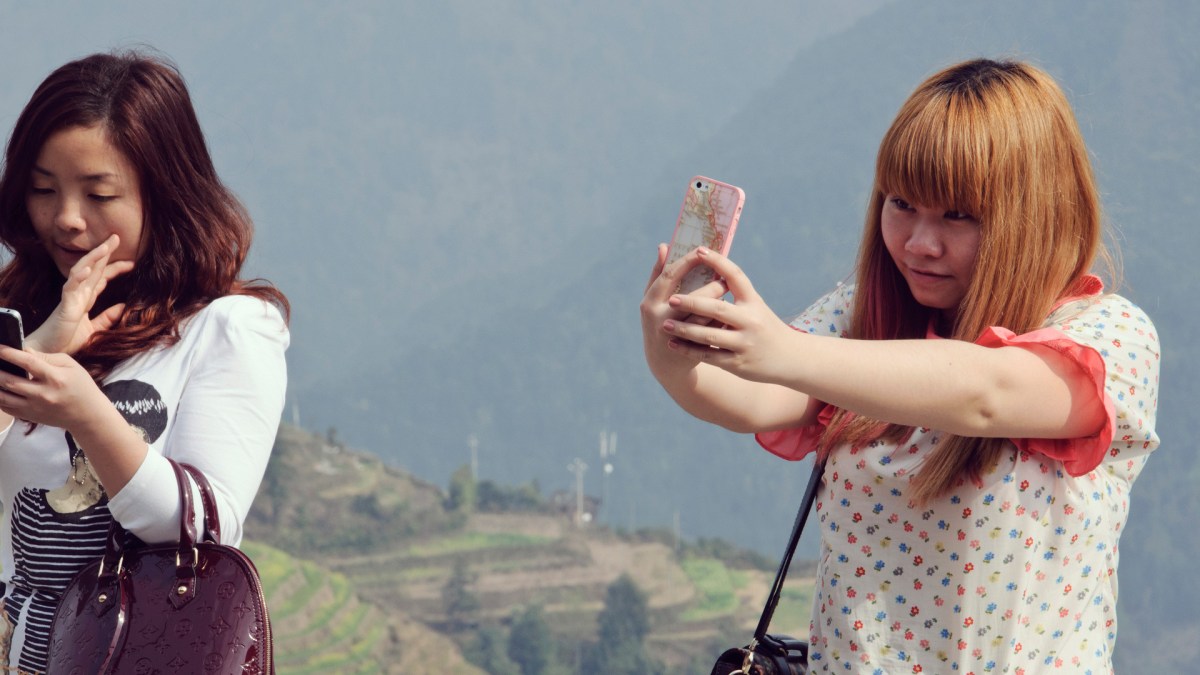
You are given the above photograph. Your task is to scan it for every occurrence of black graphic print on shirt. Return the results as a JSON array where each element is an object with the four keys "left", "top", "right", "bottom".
[{"left": 5, "top": 379, "right": 167, "bottom": 672}]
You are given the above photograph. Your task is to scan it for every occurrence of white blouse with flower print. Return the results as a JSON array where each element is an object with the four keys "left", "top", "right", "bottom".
[{"left": 757, "top": 279, "right": 1159, "bottom": 675}]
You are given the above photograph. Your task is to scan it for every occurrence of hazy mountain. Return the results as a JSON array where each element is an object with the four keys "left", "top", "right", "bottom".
[
  {"left": 302, "top": 1, "right": 1200, "bottom": 670},
  {"left": 0, "top": 2, "right": 1196, "bottom": 671},
  {"left": 0, "top": 0, "right": 886, "bottom": 558},
  {"left": 0, "top": 2, "right": 887, "bottom": 383}
]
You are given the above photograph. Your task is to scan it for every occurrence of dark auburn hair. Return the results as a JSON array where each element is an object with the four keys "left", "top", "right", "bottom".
[
  {"left": 821, "top": 59, "right": 1105, "bottom": 502},
  {"left": 0, "top": 50, "right": 288, "bottom": 380}
]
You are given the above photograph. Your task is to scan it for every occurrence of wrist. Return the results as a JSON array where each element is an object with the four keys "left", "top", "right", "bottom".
[
  {"left": 24, "top": 325, "right": 64, "bottom": 354},
  {"left": 25, "top": 313, "right": 81, "bottom": 355},
  {"left": 23, "top": 338, "right": 51, "bottom": 354},
  {"left": 62, "top": 387, "right": 124, "bottom": 442},
  {"left": 765, "top": 327, "right": 812, "bottom": 389},
  {"left": 23, "top": 330, "right": 46, "bottom": 353}
]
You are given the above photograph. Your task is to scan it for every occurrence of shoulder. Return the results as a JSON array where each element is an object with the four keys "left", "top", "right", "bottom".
[
  {"left": 1047, "top": 293, "right": 1158, "bottom": 350},
  {"left": 789, "top": 282, "right": 855, "bottom": 336},
  {"left": 183, "top": 295, "right": 290, "bottom": 349}
]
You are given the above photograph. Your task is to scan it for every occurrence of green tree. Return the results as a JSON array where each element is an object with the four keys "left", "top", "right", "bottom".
[
  {"left": 446, "top": 463, "right": 477, "bottom": 516},
  {"left": 507, "top": 605, "right": 557, "bottom": 675},
  {"left": 442, "top": 558, "right": 481, "bottom": 630},
  {"left": 467, "top": 625, "right": 521, "bottom": 675},
  {"left": 477, "top": 479, "right": 544, "bottom": 512},
  {"left": 581, "top": 575, "right": 664, "bottom": 674},
  {"left": 261, "top": 436, "right": 296, "bottom": 527}
]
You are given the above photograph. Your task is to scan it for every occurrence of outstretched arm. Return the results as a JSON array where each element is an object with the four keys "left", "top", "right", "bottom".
[{"left": 663, "top": 247, "right": 1106, "bottom": 440}]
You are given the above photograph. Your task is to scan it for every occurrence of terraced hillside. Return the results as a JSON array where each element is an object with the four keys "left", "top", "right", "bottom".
[
  {"left": 244, "top": 541, "right": 483, "bottom": 674},
  {"left": 322, "top": 512, "right": 815, "bottom": 668},
  {"left": 246, "top": 425, "right": 816, "bottom": 672}
]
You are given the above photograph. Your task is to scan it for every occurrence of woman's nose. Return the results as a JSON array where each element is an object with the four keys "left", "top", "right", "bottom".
[
  {"left": 905, "top": 220, "right": 943, "bottom": 257},
  {"left": 52, "top": 198, "right": 86, "bottom": 232}
]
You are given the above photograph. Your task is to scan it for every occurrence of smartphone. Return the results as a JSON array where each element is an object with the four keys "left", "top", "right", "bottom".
[
  {"left": 665, "top": 176, "right": 745, "bottom": 293},
  {"left": 0, "top": 309, "right": 27, "bottom": 378}
]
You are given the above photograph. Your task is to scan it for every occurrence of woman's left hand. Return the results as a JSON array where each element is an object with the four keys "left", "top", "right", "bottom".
[
  {"left": 26, "top": 234, "right": 133, "bottom": 355},
  {"left": 0, "top": 345, "right": 110, "bottom": 431},
  {"left": 659, "top": 247, "right": 800, "bottom": 385}
]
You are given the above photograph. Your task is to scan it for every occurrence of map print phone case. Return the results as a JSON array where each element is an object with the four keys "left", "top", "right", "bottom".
[{"left": 666, "top": 176, "right": 745, "bottom": 293}]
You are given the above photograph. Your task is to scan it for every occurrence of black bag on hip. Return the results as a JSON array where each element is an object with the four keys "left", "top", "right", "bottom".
[{"left": 709, "top": 457, "right": 823, "bottom": 675}]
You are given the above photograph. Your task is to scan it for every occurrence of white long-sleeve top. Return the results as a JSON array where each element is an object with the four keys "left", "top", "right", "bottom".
[{"left": 0, "top": 294, "right": 288, "bottom": 672}]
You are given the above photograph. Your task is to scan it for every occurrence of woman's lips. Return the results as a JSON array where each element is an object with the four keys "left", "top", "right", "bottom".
[
  {"left": 56, "top": 243, "right": 89, "bottom": 255},
  {"left": 909, "top": 267, "right": 950, "bottom": 280},
  {"left": 53, "top": 244, "right": 89, "bottom": 268}
]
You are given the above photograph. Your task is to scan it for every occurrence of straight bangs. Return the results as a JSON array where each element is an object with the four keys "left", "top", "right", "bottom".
[
  {"left": 874, "top": 89, "right": 990, "bottom": 227},
  {"left": 852, "top": 87, "right": 995, "bottom": 343}
]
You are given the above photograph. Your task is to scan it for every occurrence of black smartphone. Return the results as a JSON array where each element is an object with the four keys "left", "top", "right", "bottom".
[{"left": 0, "top": 309, "right": 27, "bottom": 378}]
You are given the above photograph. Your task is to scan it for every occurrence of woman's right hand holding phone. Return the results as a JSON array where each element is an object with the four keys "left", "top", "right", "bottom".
[
  {"left": 26, "top": 234, "right": 133, "bottom": 355},
  {"left": 641, "top": 244, "right": 728, "bottom": 371},
  {"left": 641, "top": 244, "right": 817, "bottom": 433}
]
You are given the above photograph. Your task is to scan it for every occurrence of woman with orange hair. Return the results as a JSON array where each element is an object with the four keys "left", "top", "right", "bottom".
[{"left": 642, "top": 59, "right": 1158, "bottom": 673}]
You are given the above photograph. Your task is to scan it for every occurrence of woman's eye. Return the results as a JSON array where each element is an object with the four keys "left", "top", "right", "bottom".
[
  {"left": 89, "top": 194, "right": 117, "bottom": 203},
  {"left": 29, "top": 187, "right": 54, "bottom": 196},
  {"left": 944, "top": 210, "right": 976, "bottom": 221},
  {"left": 889, "top": 197, "right": 913, "bottom": 211}
]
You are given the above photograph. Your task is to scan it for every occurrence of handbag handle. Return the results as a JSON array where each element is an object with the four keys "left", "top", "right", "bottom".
[
  {"left": 752, "top": 455, "right": 826, "bottom": 642},
  {"left": 96, "top": 459, "right": 206, "bottom": 608},
  {"left": 180, "top": 463, "right": 222, "bottom": 543},
  {"left": 98, "top": 460, "right": 197, "bottom": 574}
]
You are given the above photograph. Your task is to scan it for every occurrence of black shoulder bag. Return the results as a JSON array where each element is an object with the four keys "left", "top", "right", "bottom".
[{"left": 710, "top": 456, "right": 825, "bottom": 675}]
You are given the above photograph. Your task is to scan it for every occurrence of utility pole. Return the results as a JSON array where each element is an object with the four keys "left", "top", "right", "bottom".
[
  {"left": 599, "top": 430, "right": 616, "bottom": 523},
  {"left": 467, "top": 434, "right": 479, "bottom": 480},
  {"left": 567, "top": 458, "right": 588, "bottom": 526},
  {"left": 673, "top": 509, "right": 682, "bottom": 552}
]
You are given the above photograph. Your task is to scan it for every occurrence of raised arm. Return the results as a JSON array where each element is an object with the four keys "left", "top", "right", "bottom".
[
  {"left": 640, "top": 244, "right": 820, "bottom": 432},
  {"left": 662, "top": 247, "right": 1107, "bottom": 441},
  {"left": 0, "top": 235, "right": 132, "bottom": 434}
]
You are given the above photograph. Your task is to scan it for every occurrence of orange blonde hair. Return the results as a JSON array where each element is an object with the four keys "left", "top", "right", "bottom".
[{"left": 822, "top": 59, "right": 1105, "bottom": 502}]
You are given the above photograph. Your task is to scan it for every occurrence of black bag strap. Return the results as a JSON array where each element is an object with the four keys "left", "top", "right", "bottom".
[{"left": 752, "top": 455, "right": 826, "bottom": 642}]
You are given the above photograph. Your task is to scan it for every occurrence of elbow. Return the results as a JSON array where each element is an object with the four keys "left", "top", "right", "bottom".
[
  {"left": 679, "top": 400, "right": 770, "bottom": 434},
  {"left": 686, "top": 406, "right": 759, "bottom": 434},
  {"left": 965, "top": 405, "right": 1000, "bottom": 437},
  {"left": 950, "top": 389, "right": 1004, "bottom": 438},
  {"left": 719, "top": 418, "right": 761, "bottom": 435}
]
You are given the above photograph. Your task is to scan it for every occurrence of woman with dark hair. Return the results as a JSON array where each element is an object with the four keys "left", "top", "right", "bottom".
[
  {"left": 0, "top": 51, "right": 288, "bottom": 671},
  {"left": 642, "top": 59, "right": 1158, "bottom": 672}
]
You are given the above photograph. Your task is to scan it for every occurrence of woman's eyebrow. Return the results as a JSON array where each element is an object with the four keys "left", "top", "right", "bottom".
[{"left": 32, "top": 164, "right": 117, "bottom": 182}]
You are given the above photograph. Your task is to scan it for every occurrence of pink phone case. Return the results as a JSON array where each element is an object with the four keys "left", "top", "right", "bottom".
[{"left": 666, "top": 176, "right": 745, "bottom": 293}]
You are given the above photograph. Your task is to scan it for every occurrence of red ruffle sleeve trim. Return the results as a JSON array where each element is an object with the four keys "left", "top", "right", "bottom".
[
  {"left": 974, "top": 326, "right": 1115, "bottom": 476},
  {"left": 755, "top": 404, "right": 836, "bottom": 461}
]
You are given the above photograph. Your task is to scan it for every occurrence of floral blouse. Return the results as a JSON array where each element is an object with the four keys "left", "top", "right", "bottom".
[{"left": 757, "top": 279, "right": 1160, "bottom": 674}]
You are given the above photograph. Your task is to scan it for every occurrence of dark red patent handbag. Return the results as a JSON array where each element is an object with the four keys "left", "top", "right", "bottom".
[{"left": 47, "top": 460, "right": 274, "bottom": 674}]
